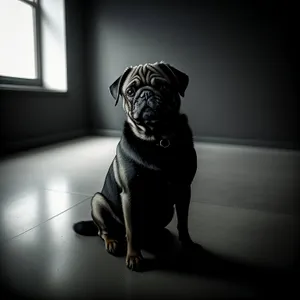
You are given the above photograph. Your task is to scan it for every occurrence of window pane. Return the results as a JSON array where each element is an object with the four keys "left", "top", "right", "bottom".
[{"left": 0, "top": 0, "right": 37, "bottom": 79}]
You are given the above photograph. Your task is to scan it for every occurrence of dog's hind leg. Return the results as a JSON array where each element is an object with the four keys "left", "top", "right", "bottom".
[{"left": 91, "top": 193, "right": 126, "bottom": 256}]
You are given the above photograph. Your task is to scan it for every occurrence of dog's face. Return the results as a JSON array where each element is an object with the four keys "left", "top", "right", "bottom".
[{"left": 109, "top": 62, "right": 189, "bottom": 137}]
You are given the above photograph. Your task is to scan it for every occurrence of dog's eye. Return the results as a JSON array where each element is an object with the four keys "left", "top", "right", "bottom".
[
  {"left": 126, "top": 87, "right": 136, "bottom": 97},
  {"left": 159, "top": 83, "right": 169, "bottom": 92}
]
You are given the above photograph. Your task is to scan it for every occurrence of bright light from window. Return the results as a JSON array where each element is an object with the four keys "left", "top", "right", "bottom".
[{"left": 0, "top": 0, "right": 37, "bottom": 79}]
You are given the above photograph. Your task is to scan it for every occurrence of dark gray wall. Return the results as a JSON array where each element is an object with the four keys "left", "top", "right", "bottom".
[
  {"left": 0, "top": 0, "right": 87, "bottom": 155},
  {"left": 85, "top": 0, "right": 298, "bottom": 148}
]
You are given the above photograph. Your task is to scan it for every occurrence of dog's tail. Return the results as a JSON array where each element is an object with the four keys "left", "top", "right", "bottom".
[{"left": 73, "top": 221, "right": 99, "bottom": 236}]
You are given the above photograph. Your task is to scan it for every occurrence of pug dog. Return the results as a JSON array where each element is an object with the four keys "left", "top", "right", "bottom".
[{"left": 73, "top": 61, "right": 197, "bottom": 271}]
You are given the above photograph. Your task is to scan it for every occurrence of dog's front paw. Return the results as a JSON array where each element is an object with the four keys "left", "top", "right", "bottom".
[
  {"left": 104, "top": 238, "right": 125, "bottom": 256},
  {"left": 126, "top": 252, "right": 143, "bottom": 272},
  {"left": 105, "top": 239, "right": 119, "bottom": 254}
]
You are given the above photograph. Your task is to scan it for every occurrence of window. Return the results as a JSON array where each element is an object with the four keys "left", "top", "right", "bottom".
[
  {"left": 0, "top": 0, "right": 42, "bottom": 86},
  {"left": 0, "top": 0, "right": 67, "bottom": 92}
]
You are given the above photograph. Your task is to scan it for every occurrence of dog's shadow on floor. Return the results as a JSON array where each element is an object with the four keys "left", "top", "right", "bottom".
[{"left": 140, "top": 228, "right": 297, "bottom": 297}]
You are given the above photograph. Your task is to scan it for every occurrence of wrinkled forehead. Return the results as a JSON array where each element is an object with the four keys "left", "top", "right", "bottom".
[{"left": 122, "top": 63, "right": 171, "bottom": 92}]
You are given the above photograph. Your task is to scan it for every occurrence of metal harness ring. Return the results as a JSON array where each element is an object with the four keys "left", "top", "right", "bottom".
[{"left": 159, "top": 139, "right": 170, "bottom": 148}]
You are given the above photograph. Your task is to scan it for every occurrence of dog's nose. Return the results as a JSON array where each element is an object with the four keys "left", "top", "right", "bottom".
[
  {"left": 147, "top": 98, "right": 159, "bottom": 110},
  {"left": 140, "top": 90, "right": 154, "bottom": 99}
]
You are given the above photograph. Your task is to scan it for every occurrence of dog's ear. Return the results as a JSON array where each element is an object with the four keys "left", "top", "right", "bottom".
[
  {"left": 109, "top": 67, "right": 133, "bottom": 106},
  {"left": 159, "top": 62, "right": 189, "bottom": 97}
]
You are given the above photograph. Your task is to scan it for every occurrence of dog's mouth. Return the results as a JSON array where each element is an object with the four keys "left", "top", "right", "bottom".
[
  {"left": 133, "top": 110, "right": 179, "bottom": 135},
  {"left": 130, "top": 92, "right": 178, "bottom": 128},
  {"left": 133, "top": 109, "right": 167, "bottom": 126},
  {"left": 132, "top": 101, "right": 163, "bottom": 122},
  {"left": 141, "top": 108, "right": 160, "bottom": 121}
]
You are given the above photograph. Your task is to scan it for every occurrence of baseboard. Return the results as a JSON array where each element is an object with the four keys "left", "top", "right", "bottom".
[
  {"left": 92, "top": 129, "right": 299, "bottom": 151},
  {"left": 1, "top": 129, "right": 87, "bottom": 157},
  {"left": 193, "top": 136, "right": 300, "bottom": 151},
  {"left": 2, "top": 128, "right": 296, "bottom": 156},
  {"left": 92, "top": 129, "right": 122, "bottom": 137}
]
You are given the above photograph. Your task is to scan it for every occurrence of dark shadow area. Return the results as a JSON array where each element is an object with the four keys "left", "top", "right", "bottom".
[
  {"left": 141, "top": 228, "right": 298, "bottom": 298},
  {"left": 1, "top": 227, "right": 298, "bottom": 300}
]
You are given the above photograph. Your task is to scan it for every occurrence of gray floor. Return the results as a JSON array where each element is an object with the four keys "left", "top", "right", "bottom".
[{"left": 0, "top": 137, "right": 299, "bottom": 299}]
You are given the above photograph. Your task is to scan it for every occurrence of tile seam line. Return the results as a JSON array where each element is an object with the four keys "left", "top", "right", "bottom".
[
  {"left": 1, "top": 196, "right": 91, "bottom": 245},
  {"left": 43, "top": 188, "right": 92, "bottom": 197}
]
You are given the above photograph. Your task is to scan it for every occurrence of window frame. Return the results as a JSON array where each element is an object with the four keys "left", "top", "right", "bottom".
[{"left": 0, "top": 0, "right": 43, "bottom": 86}]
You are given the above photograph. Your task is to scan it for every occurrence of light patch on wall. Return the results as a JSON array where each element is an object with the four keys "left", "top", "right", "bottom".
[{"left": 41, "top": 0, "right": 67, "bottom": 92}]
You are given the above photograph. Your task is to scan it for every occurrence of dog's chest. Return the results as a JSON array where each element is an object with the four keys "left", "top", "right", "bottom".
[{"left": 131, "top": 168, "right": 177, "bottom": 203}]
